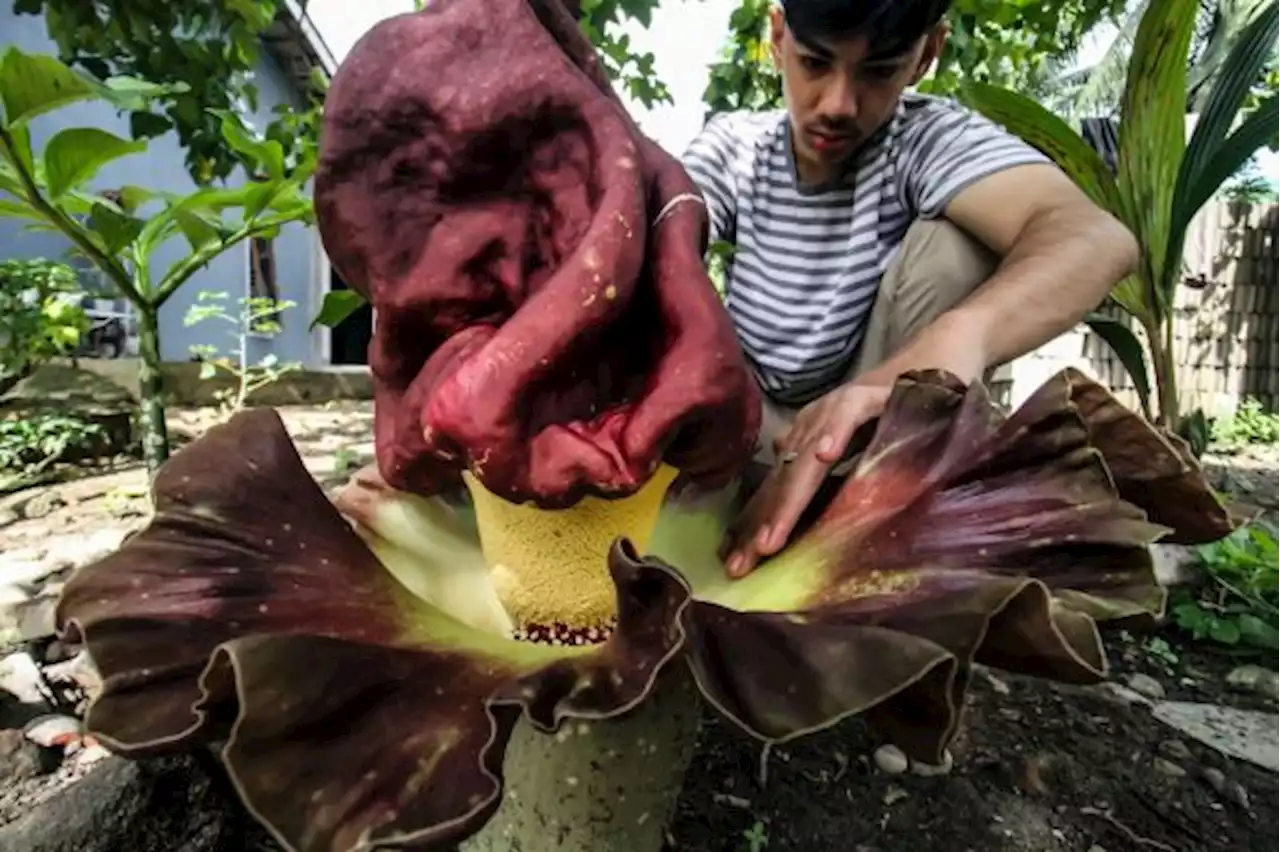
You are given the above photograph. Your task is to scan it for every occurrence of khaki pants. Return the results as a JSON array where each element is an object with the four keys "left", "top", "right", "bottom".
[{"left": 753, "top": 218, "right": 998, "bottom": 464}]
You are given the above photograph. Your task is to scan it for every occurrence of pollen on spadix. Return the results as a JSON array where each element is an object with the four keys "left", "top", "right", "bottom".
[{"left": 462, "top": 464, "right": 680, "bottom": 644}]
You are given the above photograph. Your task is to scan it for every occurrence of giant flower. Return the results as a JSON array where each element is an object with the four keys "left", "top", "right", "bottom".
[{"left": 54, "top": 0, "right": 1235, "bottom": 851}]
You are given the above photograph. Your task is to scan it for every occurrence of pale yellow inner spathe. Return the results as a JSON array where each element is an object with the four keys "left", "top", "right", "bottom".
[{"left": 462, "top": 464, "right": 680, "bottom": 635}]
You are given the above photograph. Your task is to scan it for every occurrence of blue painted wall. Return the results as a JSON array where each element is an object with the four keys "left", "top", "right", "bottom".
[{"left": 0, "top": 6, "right": 323, "bottom": 368}]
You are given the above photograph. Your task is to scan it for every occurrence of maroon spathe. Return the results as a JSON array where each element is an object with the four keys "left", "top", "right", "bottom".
[{"left": 313, "top": 0, "right": 761, "bottom": 508}]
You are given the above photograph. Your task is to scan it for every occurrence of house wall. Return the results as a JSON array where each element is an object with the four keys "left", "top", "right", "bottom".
[{"left": 0, "top": 6, "right": 324, "bottom": 368}]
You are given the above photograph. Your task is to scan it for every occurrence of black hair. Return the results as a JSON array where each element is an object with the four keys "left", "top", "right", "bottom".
[{"left": 781, "top": 0, "right": 952, "bottom": 58}]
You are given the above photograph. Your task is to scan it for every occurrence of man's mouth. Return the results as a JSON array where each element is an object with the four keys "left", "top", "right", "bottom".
[{"left": 806, "top": 129, "right": 854, "bottom": 153}]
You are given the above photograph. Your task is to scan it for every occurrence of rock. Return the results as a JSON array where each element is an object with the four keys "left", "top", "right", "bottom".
[
  {"left": 1152, "top": 701, "right": 1279, "bottom": 772},
  {"left": 1158, "top": 738, "right": 1193, "bottom": 761},
  {"left": 1225, "top": 664, "right": 1279, "bottom": 700},
  {"left": 1200, "top": 766, "right": 1227, "bottom": 794},
  {"left": 1226, "top": 780, "right": 1251, "bottom": 811},
  {"left": 1126, "top": 673, "right": 1166, "bottom": 700},
  {"left": 1087, "top": 846, "right": 1107, "bottom": 852},
  {"left": 0, "top": 652, "right": 49, "bottom": 705},
  {"left": 1150, "top": 543, "right": 1200, "bottom": 586},
  {"left": 873, "top": 744, "right": 908, "bottom": 774},
  {"left": 1152, "top": 757, "right": 1187, "bottom": 779},
  {"left": 23, "top": 715, "right": 81, "bottom": 749},
  {"left": 0, "top": 729, "right": 54, "bottom": 782},
  {"left": 0, "top": 754, "right": 281, "bottom": 851}
]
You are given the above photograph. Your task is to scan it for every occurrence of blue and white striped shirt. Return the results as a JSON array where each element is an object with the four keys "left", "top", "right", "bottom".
[{"left": 681, "top": 92, "right": 1049, "bottom": 405}]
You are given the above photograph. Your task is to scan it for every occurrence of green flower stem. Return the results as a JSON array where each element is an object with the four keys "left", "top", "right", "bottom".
[{"left": 459, "top": 668, "right": 703, "bottom": 852}]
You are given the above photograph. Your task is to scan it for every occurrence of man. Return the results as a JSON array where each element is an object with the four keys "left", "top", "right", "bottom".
[{"left": 681, "top": 0, "right": 1140, "bottom": 579}]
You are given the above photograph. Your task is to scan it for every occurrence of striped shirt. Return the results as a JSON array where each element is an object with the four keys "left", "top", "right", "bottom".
[{"left": 680, "top": 92, "right": 1049, "bottom": 406}]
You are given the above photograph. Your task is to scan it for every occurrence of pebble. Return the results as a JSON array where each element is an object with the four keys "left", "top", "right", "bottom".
[
  {"left": 1087, "top": 846, "right": 1108, "bottom": 852},
  {"left": 873, "top": 744, "right": 908, "bottom": 775},
  {"left": 1152, "top": 757, "right": 1187, "bottom": 778},
  {"left": 1125, "top": 673, "right": 1166, "bottom": 700},
  {"left": 1158, "top": 738, "right": 1193, "bottom": 761},
  {"left": 23, "top": 715, "right": 82, "bottom": 749},
  {"left": 1201, "top": 766, "right": 1227, "bottom": 794},
  {"left": 1225, "top": 664, "right": 1279, "bottom": 700}
]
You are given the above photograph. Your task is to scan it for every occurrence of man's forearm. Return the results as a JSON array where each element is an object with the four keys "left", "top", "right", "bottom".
[{"left": 868, "top": 200, "right": 1138, "bottom": 386}]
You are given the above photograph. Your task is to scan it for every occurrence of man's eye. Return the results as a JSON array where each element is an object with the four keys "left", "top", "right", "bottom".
[{"left": 798, "top": 55, "right": 828, "bottom": 73}]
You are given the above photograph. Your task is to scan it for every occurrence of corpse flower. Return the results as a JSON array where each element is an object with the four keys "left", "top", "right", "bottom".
[{"left": 53, "top": 1, "right": 1236, "bottom": 851}]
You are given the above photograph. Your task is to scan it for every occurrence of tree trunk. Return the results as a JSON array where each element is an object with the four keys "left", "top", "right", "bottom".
[{"left": 136, "top": 304, "right": 171, "bottom": 475}]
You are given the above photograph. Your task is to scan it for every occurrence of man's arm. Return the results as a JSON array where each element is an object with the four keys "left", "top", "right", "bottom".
[{"left": 859, "top": 162, "right": 1139, "bottom": 387}]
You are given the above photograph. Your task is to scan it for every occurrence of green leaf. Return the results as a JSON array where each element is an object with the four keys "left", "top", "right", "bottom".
[
  {"left": 1184, "top": 94, "right": 1280, "bottom": 218},
  {"left": 0, "top": 197, "right": 43, "bottom": 222},
  {"left": 88, "top": 202, "right": 145, "bottom": 256},
  {"left": 1208, "top": 618, "right": 1242, "bottom": 644},
  {"left": 1170, "top": 2, "right": 1280, "bottom": 274},
  {"left": 43, "top": 127, "right": 147, "bottom": 199},
  {"left": 0, "top": 48, "right": 100, "bottom": 126},
  {"left": 98, "top": 76, "right": 190, "bottom": 111},
  {"left": 958, "top": 81, "right": 1121, "bottom": 212},
  {"left": 1114, "top": 0, "right": 1199, "bottom": 312},
  {"left": 309, "top": 289, "right": 368, "bottom": 330},
  {"left": 1083, "top": 312, "right": 1152, "bottom": 416},
  {"left": 174, "top": 208, "right": 228, "bottom": 253},
  {"left": 213, "top": 110, "right": 285, "bottom": 180},
  {"left": 1236, "top": 613, "right": 1279, "bottom": 650}
]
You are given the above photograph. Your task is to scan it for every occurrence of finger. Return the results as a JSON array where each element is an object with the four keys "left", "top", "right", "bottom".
[
  {"left": 812, "top": 396, "right": 878, "bottom": 464},
  {"left": 720, "top": 470, "right": 785, "bottom": 577},
  {"left": 754, "top": 450, "right": 832, "bottom": 559}
]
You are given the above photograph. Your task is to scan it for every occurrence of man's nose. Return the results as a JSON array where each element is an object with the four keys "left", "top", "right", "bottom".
[{"left": 817, "top": 74, "right": 857, "bottom": 123}]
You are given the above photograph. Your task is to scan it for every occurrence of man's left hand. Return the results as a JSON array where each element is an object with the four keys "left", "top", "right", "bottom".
[
  {"left": 720, "top": 313, "right": 989, "bottom": 579},
  {"left": 720, "top": 379, "right": 892, "bottom": 578}
]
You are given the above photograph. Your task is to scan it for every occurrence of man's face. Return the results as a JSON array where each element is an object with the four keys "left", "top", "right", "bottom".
[{"left": 769, "top": 6, "right": 943, "bottom": 181}]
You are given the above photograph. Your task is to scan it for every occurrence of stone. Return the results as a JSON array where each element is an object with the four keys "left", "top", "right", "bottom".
[
  {"left": 1125, "top": 673, "right": 1165, "bottom": 700},
  {"left": 0, "top": 754, "right": 282, "bottom": 851},
  {"left": 1225, "top": 664, "right": 1279, "bottom": 700},
  {"left": 1200, "top": 766, "right": 1227, "bottom": 794},
  {"left": 23, "top": 715, "right": 81, "bottom": 749},
  {"left": 0, "top": 729, "right": 53, "bottom": 782},
  {"left": 1149, "top": 543, "right": 1200, "bottom": 586},
  {"left": 873, "top": 744, "right": 908, "bottom": 774},
  {"left": 1152, "top": 757, "right": 1187, "bottom": 778},
  {"left": 0, "top": 652, "right": 48, "bottom": 705},
  {"left": 1152, "top": 701, "right": 1279, "bottom": 772},
  {"left": 42, "top": 528, "right": 129, "bottom": 574}
]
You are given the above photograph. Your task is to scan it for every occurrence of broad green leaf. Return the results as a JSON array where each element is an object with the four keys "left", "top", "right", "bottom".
[
  {"left": 958, "top": 81, "right": 1121, "bottom": 212},
  {"left": 174, "top": 208, "right": 228, "bottom": 253},
  {"left": 309, "top": 289, "right": 368, "bottom": 330},
  {"left": 1083, "top": 312, "right": 1152, "bottom": 416},
  {"left": 0, "top": 48, "right": 100, "bottom": 125},
  {"left": 43, "top": 127, "right": 147, "bottom": 199},
  {"left": 0, "top": 197, "right": 44, "bottom": 223},
  {"left": 1114, "top": 0, "right": 1199, "bottom": 313},
  {"left": 213, "top": 110, "right": 285, "bottom": 180},
  {"left": 88, "top": 202, "right": 146, "bottom": 256},
  {"left": 99, "top": 76, "right": 190, "bottom": 111},
  {"left": 1170, "top": 2, "right": 1280, "bottom": 276}
]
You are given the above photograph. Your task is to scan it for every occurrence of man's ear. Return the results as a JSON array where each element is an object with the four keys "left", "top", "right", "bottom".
[
  {"left": 769, "top": 5, "right": 786, "bottom": 65},
  {"left": 908, "top": 22, "right": 948, "bottom": 84}
]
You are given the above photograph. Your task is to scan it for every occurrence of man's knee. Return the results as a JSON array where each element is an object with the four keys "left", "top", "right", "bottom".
[{"left": 852, "top": 218, "right": 999, "bottom": 375}]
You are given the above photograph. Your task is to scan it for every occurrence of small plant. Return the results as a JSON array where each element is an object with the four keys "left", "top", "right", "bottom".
[
  {"left": 743, "top": 820, "right": 770, "bottom": 852},
  {"left": 184, "top": 290, "right": 301, "bottom": 417},
  {"left": 1169, "top": 520, "right": 1279, "bottom": 653},
  {"left": 1143, "top": 636, "right": 1181, "bottom": 671},
  {"left": 0, "top": 258, "right": 88, "bottom": 394},
  {"left": 0, "top": 412, "right": 106, "bottom": 477},
  {"left": 1210, "top": 397, "right": 1280, "bottom": 448}
]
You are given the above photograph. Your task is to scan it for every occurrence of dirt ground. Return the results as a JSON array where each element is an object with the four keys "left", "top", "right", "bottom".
[
  {"left": 665, "top": 627, "right": 1277, "bottom": 852},
  {"left": 1, "top": 402, "right": 1277, "bottom": 852}
]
